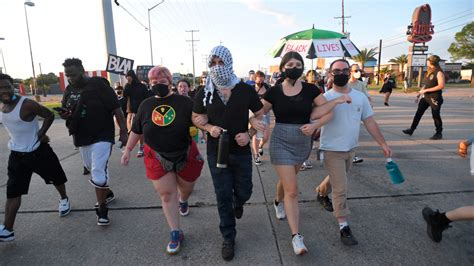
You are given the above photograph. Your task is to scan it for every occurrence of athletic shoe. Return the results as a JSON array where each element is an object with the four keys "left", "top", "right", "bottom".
[
  {"left": 274, "top": 201, "right": 286, "bottom": 220},
  {"left": 340, "top": 226, "right": 358, "bottom": 246},
  {"left": 422, "top": 207, "right": 451, "bottom": 242},
  {"left": 94, "top": 190, "right": 115, "bottom": 209},
  {"left": 352, "top": 156, "right": 363, "bottom": 164},
  {"left": 221, "top": 240, "right": 235, "bottom": 261},
  {"left": 136, "top": 150, "right": 144, "bottom": 158},
  {"left": 429, "top": 133, "right": 443, "bottom": 140},
  {"left": 83, "top": 167, "right": 90, "bottom": 175},
  {"left": 96, "top": 207, "right": 110, "bottom": 226},
  {"left": 402, "top": 128, "right": 414, "bottom": 136},
  {"left": 254, "top": 157, "right": 262, "bottom": 166},
  {"left": 234, "top": 205, "right": 244, "bottom": 219},
  {"left": 58, "top": 197, "right": 71, "bottom": 217},
  {"left": 0, "top": 225, "right": 15, "bottom": 242},
  {"left": 384, "top": 102, "right": 389, "bottom": 106},
  {"left": 258, "top": 148, "right": 264, "bottom": 157},
  {"left": 167, "top": 230, "right": 184, "bottom": 255},
  {"left": 303, "top": 160, "right": 313, "bottom": 169},
  {"left": 316, "top": 194, "right": 334, "bottom": 212},
  {"left": 179, "top": 200, "right": 189, "bottom": 216},
  {"left": 292, "top": 234, "right": 308, "bottom": 255}
]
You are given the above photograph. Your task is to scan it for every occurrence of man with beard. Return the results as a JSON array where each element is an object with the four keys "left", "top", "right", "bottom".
[
  {"left": 0, "top": 74, "right": 70, "bottom": 242},
  {"left": 60, "top": 58, "right": 127, "bottom": 226}
]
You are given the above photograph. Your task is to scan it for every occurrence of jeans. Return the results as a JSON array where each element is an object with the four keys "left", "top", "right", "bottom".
[
  {"left": 410, "top": 96, "right": 443, "bottom": 134},
  {"left": 207, "top": 153, "right": 253, "bottom": 242}
]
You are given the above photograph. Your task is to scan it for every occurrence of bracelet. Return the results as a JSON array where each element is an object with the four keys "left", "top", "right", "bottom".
[{"left": 125, "top": 146, "right": 133, "bottom": 152}]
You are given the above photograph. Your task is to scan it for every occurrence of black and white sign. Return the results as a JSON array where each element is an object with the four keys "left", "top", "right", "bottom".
[
  {"left": 409, "top": 45, "right": 429, "bottom": 52},
  {"left": 136, "top": 65, "right": 155, "bottom": 81},
  {"left": 106, "top": 54, "right": 134, "bottom": 75},
  {"left": 411, "top": 54, "right": 427, "bottom": 67}
]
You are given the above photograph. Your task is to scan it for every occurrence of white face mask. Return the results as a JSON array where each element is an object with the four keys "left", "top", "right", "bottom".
[{"left": 353, "top": 71, "right": 361, "bottom": 79}]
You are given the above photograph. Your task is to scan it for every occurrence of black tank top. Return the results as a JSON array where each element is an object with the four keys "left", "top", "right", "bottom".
[{"left": 424, "top": 70, "right": 442, "bottom": 97}]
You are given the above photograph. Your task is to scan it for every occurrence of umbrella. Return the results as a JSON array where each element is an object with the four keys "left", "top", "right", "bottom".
[{"left": 270, "top": 25, "right": 360, "bottom": 60}]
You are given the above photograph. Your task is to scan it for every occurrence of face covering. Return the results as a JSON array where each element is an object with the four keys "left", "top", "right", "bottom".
[
  {"left": 353, "top": 72, "right": 361, "bottom": 79},
  {"left": 151, "top": 84, "right": 169, "bottom": 97},
  {"left": 284, "top": 67, "right": 304, "bottom": 80},
  {"left": 333, "top": 74, "right": 350, "bottom": 87},
  {"left": 0, "top": 92, "right": 16, "bottom": 104}
]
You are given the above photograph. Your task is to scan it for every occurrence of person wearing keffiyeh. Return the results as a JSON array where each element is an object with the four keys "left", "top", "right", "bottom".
[{"left": 192, "top": 45, "right": 264, "bottom": 261}]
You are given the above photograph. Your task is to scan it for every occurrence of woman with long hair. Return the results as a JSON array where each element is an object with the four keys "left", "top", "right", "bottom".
[{"left": 403, "top": 55, "right": 445, "bottom": 140}]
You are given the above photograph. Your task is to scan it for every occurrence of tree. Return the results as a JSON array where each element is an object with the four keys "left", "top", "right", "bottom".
[
  {"left": 448, "top": 22, "right": 474, "bottom": 84},
  {"left": 351, "top": 47, "right": 377, "bottom": 69},
  {"left": 389, "top": 54, "right": 408, "bottom": 79},
  {"left": 23, "top": 72, "right": 59, "bottom": 96}
]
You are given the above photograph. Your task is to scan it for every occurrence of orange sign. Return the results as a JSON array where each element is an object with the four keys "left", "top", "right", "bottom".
[{"left": 407, "top": 4, "right": 434, "bottom": 43}]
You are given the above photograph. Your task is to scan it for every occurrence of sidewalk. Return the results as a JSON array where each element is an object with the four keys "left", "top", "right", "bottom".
[{"left": 0, "top": 91, "right": 473, "bottom": 265}]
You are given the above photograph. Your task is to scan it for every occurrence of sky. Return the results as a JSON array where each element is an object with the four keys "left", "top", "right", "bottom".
[{"left": 0, "top": 0, "right": 472, "bottom": 80}]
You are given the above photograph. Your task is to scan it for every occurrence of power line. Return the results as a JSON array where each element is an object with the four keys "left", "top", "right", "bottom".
[{"left": 114, "top": 0, "right": 148, "bottom": 30}]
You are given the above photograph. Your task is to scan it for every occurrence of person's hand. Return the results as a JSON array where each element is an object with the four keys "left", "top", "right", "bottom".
[
  {"left": 419, "top": 89, "right": 425, "bottom": 94},
  {"left": 58, "top": 110, "right": 71, "bottom": 120},
  {"left": 119, "top": 131, "right": 128, "bottom": 148},
  {"left": 194, "top": 115, "right": 208, "bottom": 126},
  {"left": 381, "top": 144, "right": 392, "bottom": 158},
  {"left": 300, "top": 123, "right": 317, "bottom": 136},
  {"left": 335, "top": 94, "right": 352, "bottom": 104},
  {"left": 250, "top": 117, "right": 266, "bottom": 132},
  {"left": 235, "top": 132, "right": 250, "bottom": 147},
  {"left": 38, "top": 133, "right": 50, "bottom": 143},
  {"left": 209, "top": 125, "right": 223, "bottom": 138},
  {"left": 121, "top": 150, "right": 130, "bottom": 166},
  {"left": 458, "top": 141, "right": 468, "bottom": 158}
]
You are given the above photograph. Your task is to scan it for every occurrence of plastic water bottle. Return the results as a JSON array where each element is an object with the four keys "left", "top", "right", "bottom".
[
  {"left": 217, "top": 129, "right": 229, "bottom": 168},
  {"left": 256, "top": 119, "right": 267, "bottom": 140},
  {"left": 386, "top": 158, "right": 405, "bottom": 184}
]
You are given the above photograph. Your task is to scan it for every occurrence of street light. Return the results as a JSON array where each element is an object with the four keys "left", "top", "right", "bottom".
[
  {"left": 148, "top": 0, "right": 164, "bottom": 65},
  {"left": 0, "top": 37, "right": 6, "bottom": 74},
  {"left": 24, "top": 1, "right": 37, "bottom": 97}
]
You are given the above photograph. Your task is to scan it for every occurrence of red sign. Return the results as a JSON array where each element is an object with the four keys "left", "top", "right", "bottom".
[{"left": 407, "top": 4, "right": 434, "bottom": 43}]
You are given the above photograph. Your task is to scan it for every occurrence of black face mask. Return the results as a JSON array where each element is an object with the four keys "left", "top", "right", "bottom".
[
  {"left": 333, "top": 74, "right": 350, "bottom": 87},
  {"left": 284, "top": 67, "right": 304, "bottom": 80},
  {"left": 151, "top": 84, "right": 169, "bottom": 97}
]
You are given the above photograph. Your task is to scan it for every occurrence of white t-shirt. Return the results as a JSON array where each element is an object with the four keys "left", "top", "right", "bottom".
[
  {"left": 348, "top": 80, "right": 370, "bottom": 98},
  {"left": 320, "top": 88, "right": 373, "bottom": 152}
]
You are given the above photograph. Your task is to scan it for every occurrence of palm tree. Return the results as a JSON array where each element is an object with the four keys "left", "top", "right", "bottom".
[
  {"left": 389, "top": 54, "right": 408, "bottom": 78},
  {"left": 351, "top": 48, "right": 378, "bottom": 69}
]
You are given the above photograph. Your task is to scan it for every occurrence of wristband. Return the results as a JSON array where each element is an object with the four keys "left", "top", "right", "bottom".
[{"left": 125, "top": 146, "right": 133, "bottom": 152}]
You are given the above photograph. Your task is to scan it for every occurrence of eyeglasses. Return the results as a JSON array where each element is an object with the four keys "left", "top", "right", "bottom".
[{"left": 331, "top": 68, "right": 350, "bottom": 75}]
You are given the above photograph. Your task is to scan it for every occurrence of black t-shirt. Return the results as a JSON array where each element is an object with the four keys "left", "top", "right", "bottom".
[
  {"left": 255, "top": 83, "right": 271, "bottom": 100},
  {"left": 123, "top": 82, "right": 149, "bottom": 113},
  {"left": 71, "top": 77, "right": 120, "bottom": 147},
  {"left": 61, "top": 85, "right": 81, "bottom": 110},
  {"left": 264, "top": 82, "right": 320, "bottom": 124},
  {"left": 132, "top": 94, "right": 193, "bottom": 153},
  {"left": 118, "top": 96, "right": 127, "bottom": 115},
  {"left": 424, "top": 70, "right": 443, "bottom": 98},
  {"left": 193, "top": 82, "right": 263, "bottom": 155}
]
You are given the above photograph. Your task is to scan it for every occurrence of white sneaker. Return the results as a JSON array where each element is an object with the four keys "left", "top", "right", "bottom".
[
  {"left": 58, "top": 197, "right": 71, "bottom": 217},
  {"left": 292, "top": 234, "right": 308, "bottom": 255},
  {"left": 0, "top": 225, "right": 15, "bottom": 242},
  {"left": 274, "top": 201, "right": 286, "bottom": 220}
]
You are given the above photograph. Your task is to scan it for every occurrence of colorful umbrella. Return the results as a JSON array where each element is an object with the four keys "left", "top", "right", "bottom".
[{"left": 270, "top": 26, "right": 360, "bottom": 59}]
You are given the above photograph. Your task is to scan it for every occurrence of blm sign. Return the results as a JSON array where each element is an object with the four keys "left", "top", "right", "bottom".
[{"left": 106, "top": 54, "right": 134, "bottom": 75}]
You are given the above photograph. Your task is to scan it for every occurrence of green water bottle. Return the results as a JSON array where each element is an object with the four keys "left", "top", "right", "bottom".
[{"left": 386, "top": 158, "right": 405, "bottom": 184}]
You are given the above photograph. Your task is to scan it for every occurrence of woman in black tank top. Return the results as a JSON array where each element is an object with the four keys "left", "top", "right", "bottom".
[{"left": 402, "top": 55, "right": 445, "bottom": 140}]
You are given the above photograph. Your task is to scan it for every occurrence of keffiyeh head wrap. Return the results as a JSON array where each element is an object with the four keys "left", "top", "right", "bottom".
[{"left": 203, "top": 45, "right": 240, "bottom": 106}]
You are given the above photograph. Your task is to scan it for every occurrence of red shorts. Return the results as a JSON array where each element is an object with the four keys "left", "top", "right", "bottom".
[{"left": 143, "top": 141, "right": 204, "bottom": 182}]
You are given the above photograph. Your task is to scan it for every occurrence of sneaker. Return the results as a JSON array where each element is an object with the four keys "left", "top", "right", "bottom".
[
  {"left": 402, "top": 128, "right": 414, "bottom": 136},
  {"left": 0, "top": 225, "right": 15, "bottom": 242},
  {"left": 58, "top": 197, "right": 71, "bottom": 217},
  {"left": 340, "top": 226, "right": 358, "bottom": 246},
  {"left": 179, "top": 200, "right": 189, "bottom": 216},
  {"left": 94, "top": 190, "right": 115, "bottom": 209},
  {"left": 222, "top": 240, "right": 235, "bottom": 261},
  {"left": 136, "top": 150, "right": 144, "bottom": 158},
  {"left": 292, "top": 234, "right": 308, "bottom": 255},
  {"left": 96, "top": 207, "right": 110, "bottom": 226},
  {"left": 83, "top": 167, "right": 90, "bottom": 175},
  {"left": 258, "top": 148, "right": 264, "bottom": 157},
  {"left": 234, "top": 205, "right": 244, "bottom": 219},
  {"left": 274, "top": 201, "right": 286, "bottom": 220},
  {"left": 304, "top": 160, "right": 313, "bottom": 169},
  {"left": 316, "top": 194, "right": 334, "bottom": 212},
  {"left": 422, "top": 207, "right": 451, "bottom": 242},
  {"left": 167, "top": 230, "right": 184, "bottom": 255},
  {"left": 352, "top": 156, "right": 363, "bottom": 164},
  {"left": 254, "top": 157, "right": 262, "bottom": 166},
  {"left": 429, "top": 133, "right": 442, "bottom": 140},
  {"left": 384, "top": 102, "right": 389, "bottom": 106}
]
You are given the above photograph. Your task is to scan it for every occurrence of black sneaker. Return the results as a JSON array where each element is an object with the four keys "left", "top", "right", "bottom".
[
  {"left": 384, "top": 102, "right": 389, "bottom": 106},
  {"left": 94, "top": 190, "right": 115, "bottom": 209},
  {"left": 222, "top": 240, "right": 235, "bottom": 261},
  {"left": 96, "top": 207, "right": 110, "bottom": 226},
  {"left": 402, "top": 128, "right": 414, "bottom": 136},
  {"left": 422, "top": 207, "right": 450, "bottom": 242},
  {"left": 234, "top": 205, "right": 244, "bottom": 219},
  {"left": 254, "top": 157, "right": 262, "bottom": 166},
  {"left": 316, "top": 194, "right": 334, "bottom": 212},
  {"left": 352, "top": 156, "right": 363, "bottom": 164},
  {"left": 340, "top": 226, "right": 358, "bottom": 246},
  {"left": 429, "top": 133, "right": 442, "bottom": 140},
  {"left": 258, "top": 148, "right": 264, "bottom": 157},
  {"left": 83, "top": 167, "right": 90, "bottom": 175}
]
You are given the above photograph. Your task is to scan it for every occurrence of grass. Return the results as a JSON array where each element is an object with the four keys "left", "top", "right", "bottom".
[{"left": 42, "top": 102, "right": 62, "bottom": 117}]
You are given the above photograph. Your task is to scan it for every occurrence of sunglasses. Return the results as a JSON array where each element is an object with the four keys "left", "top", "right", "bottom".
[{"left": 331, "top": 68, "right": 350, "bottom": 75}]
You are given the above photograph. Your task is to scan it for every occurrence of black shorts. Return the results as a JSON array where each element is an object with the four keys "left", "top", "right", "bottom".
[{"left": 7, "top": 143, "right": 68, "bottom": 198}]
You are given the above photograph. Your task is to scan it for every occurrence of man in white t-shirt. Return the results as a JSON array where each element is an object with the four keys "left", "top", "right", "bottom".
[{"left": 315, "top": 59, "right": 392, "bottom": 246}]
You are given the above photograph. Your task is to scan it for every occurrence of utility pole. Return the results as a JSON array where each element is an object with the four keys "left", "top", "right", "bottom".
[
  {"left": 334, "top": 0, "right": 351, "bottom": 35},
  {"left": 376, "top": 39, "right": 382, "bottom": 85},
  {"left": 202, "top": 54, "right": 209, "bottom": 73},
  {"left": 101, "top": 0, "right": 119, "bottom": 84},
  {"left": 186, "top": 30, "right": 199, "bottom": 89}
]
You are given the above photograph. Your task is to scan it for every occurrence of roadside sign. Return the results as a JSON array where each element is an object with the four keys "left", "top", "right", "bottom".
[
  {"left": 411, "top": 54, "right": 427, "bottom": 67},
  {"left": 409, "top": 46, "right": 429, "bottom": 52}
]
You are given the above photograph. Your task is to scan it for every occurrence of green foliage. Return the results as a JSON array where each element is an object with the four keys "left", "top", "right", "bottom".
[
  {"left": 448, "top": 22, "right": 474, "bottom": 61},
  {"left": 389, "top": 54, "right": 408, "bottom": 77},
  {"left": 351, "top": 48, "right": 377, "bottom": 68}
]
